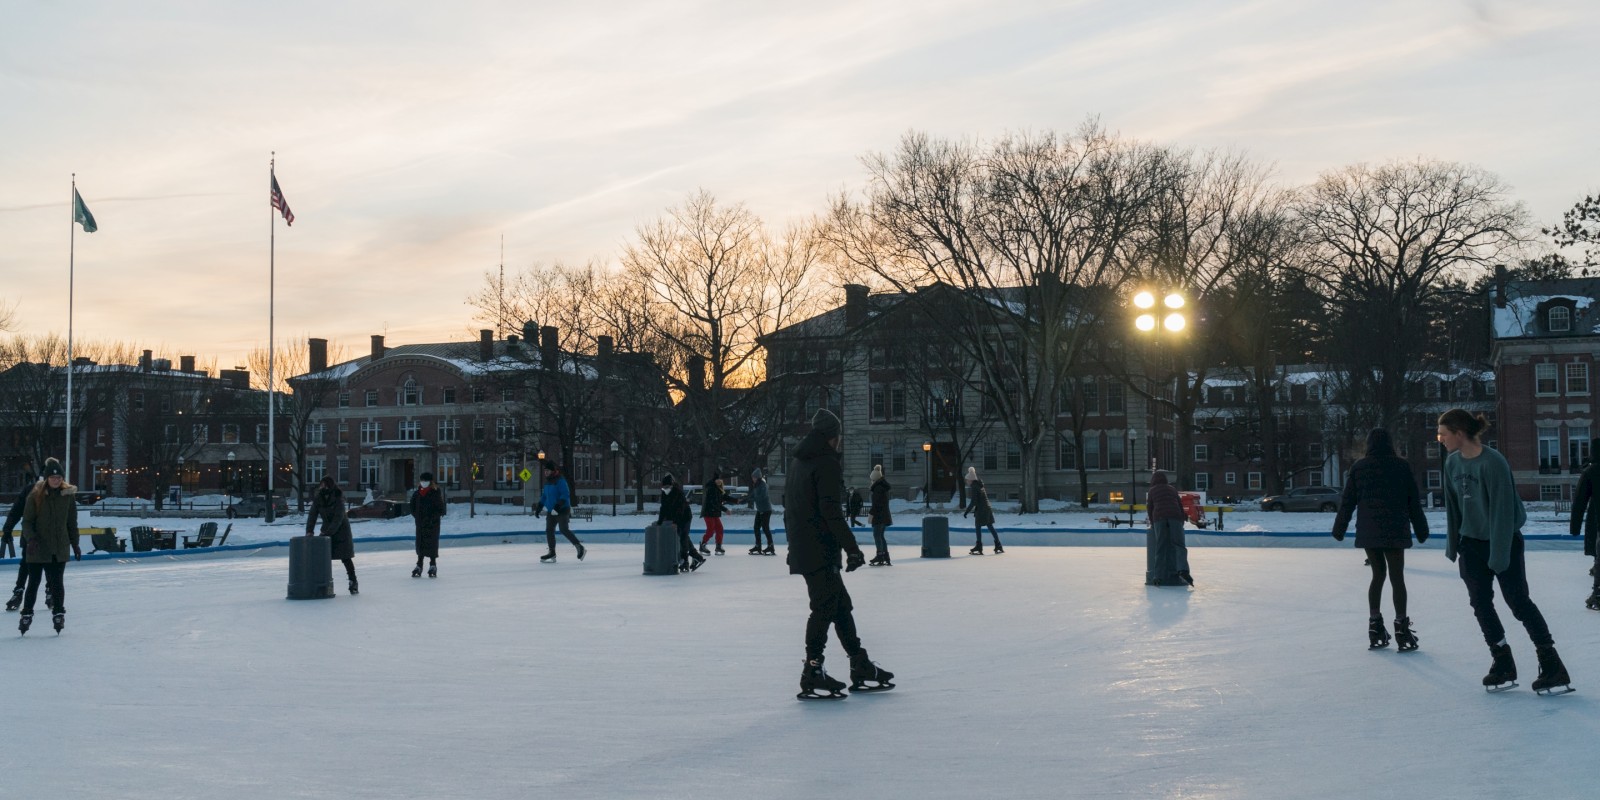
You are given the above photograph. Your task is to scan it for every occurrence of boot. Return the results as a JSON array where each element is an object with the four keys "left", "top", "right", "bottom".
[
  {"left": 18, "top": 611, "right": 31, "bottom": 635},
  {"left": 52, "top": 610, "right": 63, "bottom": 633},
  {"left": 412, "top": 564, "right": 423, "bottom": 578},
  {"left": 1483, "top": 642, "right": 1518, "bottom": 691},
  {"left": 1586, "top": 588, "right": 1600, "bottom": 611},
  {"left": 1368, "top": 613, "right": 1390, "bottom": 650},
  {"left": 428, "top": 562, "right": 437, "bottom": 579},
  {"left": 1394, "top": 616, "right": 1418, "bottom": 652},
  {"left": 797, "top": 656, "right": 847, "bottom": 700},
  {"left": 1531, "top": 645, "right": 1574, "bottom": 695},
  {"left": 540, "top": 550, "right": 557, "bottom": 563},
  {"left": 347, "top": 578, "right": 359, "bottom": 595},
  {"left": 992, "top": 539, "right": 1004, "bottom": 554},
  {"left": 5, "top": 587, "right": 20, "bottom": 612},
  {"left": 576, "top": 543, "right": 587, "bottom": 561},
  {"left": 969, "top": 544, "right": 984, "bottom": 555},
  {"left": 848, "top": 649, "right": 895, "bottom": 692},
  {"left": 714, "top": 545, "right": 725, "bottom": 555}
]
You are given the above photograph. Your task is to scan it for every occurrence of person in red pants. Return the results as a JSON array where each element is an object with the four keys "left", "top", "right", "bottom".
[{"left": 698, "top": 471, "right": 727, "bottom": 555}]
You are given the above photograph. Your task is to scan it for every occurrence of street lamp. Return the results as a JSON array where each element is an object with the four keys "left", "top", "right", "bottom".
[
  {"left": 609, "top": 441, "right": 620, "bottom": 517},
  {"left": 176, "top": 456, "right": 184, "bottom": 506},
  {"left": 1127, "top": 429, "right": 1138, "bottom": 526},
  {"left": 226, "top": 451, "right": 236, "bottom": 499},
  {"left": 1133, "top": 289, "right": 1187, "bottom": 476},
  {"left": 922, "top": 441, "right": 933, "bottom": 509},
  {"left": 534, "top": 449, "right": 546, "bottom": 515}
]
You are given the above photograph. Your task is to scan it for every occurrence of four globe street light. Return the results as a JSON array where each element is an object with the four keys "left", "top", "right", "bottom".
[{"left": 1133, "top": 290, "right": 1187, "bottom": 475}]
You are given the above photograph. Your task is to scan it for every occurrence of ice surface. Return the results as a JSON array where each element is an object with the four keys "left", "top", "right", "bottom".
[{"left": 7, "top": 524, "right": 1598, "bottom": 799}]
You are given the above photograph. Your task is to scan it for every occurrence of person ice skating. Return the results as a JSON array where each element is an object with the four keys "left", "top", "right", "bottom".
[
  {"left": 1333, "top": 428, "right": 1429, "bottom": 651},
  {"left": 18, "top": 458, "right": 80, "bottom": 635},
  {"left": 1438, "top": 409, "right": 1572, "bottom": 694},
  {"left": 747, "top": 468, "right": 774, "bottom": 555},
  {"left": 786, "top": 408, "right": 893, "bottom": 700},
  {"left": 657, "top": 474, "right": 703, "bottom": 572},
  {"left": 1, "top": 481, "right": 22, "bottom": 560},
  {"left": 307, "top": 477, "right": 359, "bottom": 595},
  {"left": 846, "top": 486, "right": 865, "bottom": 527},
  {"left": 1145, "top": 470, "right": 1190, "bottom": 586},
  {"left": 868, "top": 465, "right": 893, "bottom": 566},
  {"left": 409, "top": 471, "right": 447, "bottom": 578},
  {"left": 698, "top": 471, "right": 726, "bottom": 555},
  {"left": 1567, "top": 437, "right": 1600, "bottom": 610},
  {"left": 4, "top": 483, "right": 27, "bottom": 611},
  {"left": 536, "top": 461, "right": 585, "bottom": 563},
  {"left": 962, "top": 467, "right": 1002, "bottom": 555}
]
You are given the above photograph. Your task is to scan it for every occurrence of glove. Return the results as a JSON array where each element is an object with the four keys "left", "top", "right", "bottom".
[
  {"left": 74, "top": 551, "right": 81, "bottom": 561},
  {"left": 1416, "top": 531, "right": 1428, "bottom": 544},
  {"left": 846, "top": 550, "right": 865, "bottom": 572},
  {"left": 533, "top": 503, "right": 543, "bottom": 518}
]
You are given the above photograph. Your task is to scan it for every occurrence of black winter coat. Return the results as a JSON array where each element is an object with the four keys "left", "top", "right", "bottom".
[
  {"left": 1571, "top": 464, "right": 1600, "bottom": 557},
  {"left": 409, "top": 486, "right": 447, "bottom": 558},
  {"left": 2, "top": 489, "right": 24, "bottom": 534},
  {"left": 963, "top": 480, "right": 995, "bottom": 527},
  {"left": 657, "top": 485, "right": 693, "bottom": 535},
  {"left": 306, "top": 487, "right": 356, "bottom": 561},
  {"left": 1332, "top": 455, "right": 1429, "bottom": 549},
  {"left": 784, "top": 430, "right": 860, "bottom": 575},
  {"left": 869, "top": 479, "right": 893, "bottom": 527},
  {"left": 701, "top": 482, "right": 724, "bottom": 519},
  {"left": 847, "top": 489, "right": 864, "bottom": 517}
]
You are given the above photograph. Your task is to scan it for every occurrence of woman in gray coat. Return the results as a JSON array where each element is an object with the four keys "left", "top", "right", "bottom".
[
  {"left": 962, "top": 467, "right": 1002, "bottom": 555},
  {"left": 746, "top": 468, "right": 774, "bottom": 555},
  {"left": 307, "top": 477, "right": 359, "bottom": 595}
]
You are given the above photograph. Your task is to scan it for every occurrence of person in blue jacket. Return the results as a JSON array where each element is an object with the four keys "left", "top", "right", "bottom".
[{"left": 536, "top": 461, "right": 585, "bottom": 563}]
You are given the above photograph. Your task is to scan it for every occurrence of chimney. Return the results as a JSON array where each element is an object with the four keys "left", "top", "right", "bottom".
[
  {"left": 370, "top": 335, "right": 386, "bottom": 362},
  {"left": 180, "top": 355, "right": 196, "bottom": 373},
  {"left": 479, "top": 329, "right": 494, "bottom": 361},
  {"left": 597, "top": 335, "right": 614, "bottom": 364},
  {"left": 308, "top": 338, "right": 328, "bottom": 373},
  {"left": 1493, "top": 263, "right": 1509, "bottom": 309},
  {"left": 687, "top": 356, "right": 706, "bottom": 393},
  {"left": 140, "top": 349, "right": 153, "bottom": 373},
  {"left": 540, "top": 326, "right": 558, "bottom": 370},
  {"left": 219, "top": 369, "right": 250, "bottom": 389},
  {"left": 72, "top": 356, "right": 94, "bottom": 367},
  {"left": 152, "top": 358, "right": 171, "bottom": 371},
  {"left": 522, "top": 320, "right": 538, "bottom": 345},
  {"left": 844, "top": 284, "right": 869, "bottom": 327}
]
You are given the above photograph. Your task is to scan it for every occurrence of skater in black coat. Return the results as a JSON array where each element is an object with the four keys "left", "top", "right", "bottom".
[
  {"left": 786, "top": 408, "right": 892, "bottom": 699},
  {"left": 1, "top": 484, "right": 22, "bottom": 559},
  {"left": 306, "top": 477, "right": 359, "bottom": 595},
  {"left": 962, "top": 467, "right": 1002, "bottom": 554},
  {"left": 1567, "top": 437, "right": 1600, "bottom": 609},
  {"left": 746, "top": 468, "right": 774, "bottom": 555},
  {"left": 657, "top": 474, "right": 702, "bottom": 571},
  {"left": 868, "top": 466, "right": 893, "bottom": 565},
  {"left": 698, "top": 472, "right": 726, "bottom": 555},
  {"left": 1332, "top": 428, "right": 1429, "bottom": 650},
  {"left": 846, "top": 486, "right": 865, "bottom": 527},
  {"left": 408, "top": 471, "right": 447, "bottom": 578},
  {"left": 3, "top": 485, "right": 27, "bottom": 611}
]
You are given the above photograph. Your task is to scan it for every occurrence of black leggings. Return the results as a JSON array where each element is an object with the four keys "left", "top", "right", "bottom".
[
  {"left": 340, "top": 557, "right": 357, "bottom": 581},
  {"left": 1364, "top": 547, "right": 1407, "bottom": 617},
  {"left": 22, "top": 561, "right": 66, "bottom": 614},
  {"left": 753, "top": 511, "right": 773, "bottom": 549}
]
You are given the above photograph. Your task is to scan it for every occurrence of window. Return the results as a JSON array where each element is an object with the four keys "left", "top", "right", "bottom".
[
  {"left": 1426, "top": 469, "right": 1442, "bottom": 490},
  {"left": 360, "top": 421, "right": 381, "bottom": 445},
  {"left": 1567, "top": 362, "right": 1589, "bottom": 395},
  {"left": 402, "top": 380, "right": 421, "bottom": 406},
  {"left": 498, "top": 455, "right": 519, "bottom": 488},
  {"left": 307, "top": 422, "right": 326, "bottom": 446},
  {"left": 892, "top": 448, "right": 906, "bottom": 473},
  {"left": 221, "top": 424, "right": 240, "bottom": 445},
  {"left": 1222, "top": 388, "right": 1236, "bottom": 404},
  {"left": 1247, "top": 472, "right": 1262, "bottom": 491},
  {"left": 1224, "top": 471, "right": 1237, "bottom": 485},
  {"left": 1083, "top": 436, "right": 1101, "bottom": 471},
  {"left": 1549, "top": 306, "right": 1572, "bottom": 332},
  {"left": 336, "top": 457, "right": 349, "bottom": 484},
  {"left": 1106, "top": 436, "right": 1125, "bottom": 470},
  {"left": 890, "top": 385, "right": 906, "bottom": 420},
  {"left": 502, "top": 388, "right": 516, "bottom": 402},
  {"left": 1308, "top": 384, "right": 1322, "bottom": 401},
  {"left": 95, "top": 429, "right": 106, "bottom": 447},
  {"left": 1006, "top": 442, "right": 1022, "bottom": 471},
  {"left": 443, "top": 386, "right": 457, "bottom": 404},
  {"left": 338, "top": 391, "right": 350, "bottom": 408},
  {"left": 437, "top": 418, "right": 460, "bottom": 443},
  {"left": 1485, "top": 380, "right": 1496, "bottom": 398},
  {"left": 132, "top": 392, "right": 144, "bottom": 411},
  {"left": 365, "top": 389, "right": 378, "bottom": 407},
  {"left": 1455, "top": 376, "right": 1473, "bottom": 399},
  {"left": 1426, "top": 441, "right": 1440, "bottom": 459},
  {"left": 870, "top": 385, "right": 887, "bottom": 421},
  {"left": 1307, "top": 472, "right": 1323, "bottom": 487},
  {"left": 1424, "top": 380, "right": 1440, "bottom": 400},
  {"left": 1194, "top": 444, "right": 1210, "bottom": 462},
  {"left": 399, "top": 420, "right": 421, "bottom": 441},
  {"left": 1105, "top": 383, "right": 1125, "bottom": 414},
  {"left": 360, "top": 457, "right": 379, "bottom": 487},
  {"left": 983, "top": 442, "right": 998, "bottom": 472},
  {"left": 473, "top": 420, "right": 486, "bottom": 443},
  {"left": 1535, "top": 363, "right": 1559, "bottom": 395},
  {"left": 338, "top": 423, "right": 349, "bottom": 444},
  {"left": 1059, "top": 439, "right": 1078, "bottom": 470},
  {"left": 1570, "top": 426, "right": 1592, "bottom": 469},
  {"left": 1541, "top": 484, "right": 1564, "bottom": 501},
  {"left": 437, "top": 455, "right": 459, "bottom": 487},
  {"left": 256, "top": 424, "right": 268, "bottom": 444},
  {"left": 161, "top": 396, "right": 172, "bottom": 413},
  {"left": 305, "top": 457, "right": 327, "bottom": 485},
  {"left": 870, "top": 444, "right": 886, "bottom": 470},
  {"left": 1082, "top": 379, "right": 1099, "bottom": 415},
  {"left": 1538, "top": 426, "right": 1561, "bottom": 471},
  {"left": 192, "top": 424, "right": 208, "bottom": 443},
  {"left": 1308, "top": 442, "right": 1323, "bottom": 462},
  {"left": 496, "top": 417, "right": 517, "bottom": 441},
  {"left": 1193, "top": 472, "right": 1210, "bottom": 492}
]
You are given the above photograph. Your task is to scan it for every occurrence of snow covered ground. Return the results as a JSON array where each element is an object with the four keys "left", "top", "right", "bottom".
[{"left": 7, "top": 529, "right": 1599, "bottom": 799}]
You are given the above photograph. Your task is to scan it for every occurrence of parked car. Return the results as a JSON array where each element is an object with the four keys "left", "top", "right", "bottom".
[
  {"left": 687, "top": 487, "right": 748, "bottom": 508},
  {"left": 75, "top": 491, "right": 103, "bottom": 506},
  {"left": 1259, "top": 486, "right": 1341, "bottom": 512},
  {"left": 226, "top": 495, "right": 290, "bottom": 519},
  {"left": 347, "top": 499, "right": 408, "bottom": 519}
]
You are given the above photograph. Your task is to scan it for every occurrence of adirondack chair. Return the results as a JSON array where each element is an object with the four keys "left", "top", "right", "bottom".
[
  {"left": 130, "top": 525, "right": 158, "bottom": 552},
  {"left": 213, "top": 523, "right": 232, "bottom": 547},
  {"left": 182, "top": 521, "right": 220, "bottom": 549},
  {"left": 89, "top": 530, "right": 127, "bottom": 553}
]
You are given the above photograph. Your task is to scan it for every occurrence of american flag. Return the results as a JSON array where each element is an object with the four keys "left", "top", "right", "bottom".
[{"left": 271, "top": 173, "right": 294, "bottom": 226}]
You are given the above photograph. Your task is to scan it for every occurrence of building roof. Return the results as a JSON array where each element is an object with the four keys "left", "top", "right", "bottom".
[
  {"left": 292, "top": 340, "right": 612, "bottom": 383},
  {"left": 1492, "top": 278, "right": 1600, "bottom": 340}
]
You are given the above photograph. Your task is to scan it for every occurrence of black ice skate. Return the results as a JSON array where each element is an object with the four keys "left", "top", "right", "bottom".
[
  {"left": 993, "top": 542, "right": 1005, "bottom": 554},
  {"left": 1393, "top": 617, "right": 1418, "bottom": 652},
  {"left": 1368, "top": 614, "right": 1390, "bottom": 650},
  {"left": 714, "top": 546, "right": 725, "bottom": 555},
  {"left": 540, "top": 551, "right": 557, "bottom": 563},
  {"left": 5, "top": 587, "right": 20, "bottom": 612},
  {"left": 849, "top": 650, "right": 895, "bottom": 693},
  {"left": 576, "top": 543, "right": 587, "bottom": 561},
  {"left": 1586, "top": 589, "right": 1600, "bottom": 611},
  {"left": 348, "top": 579, "right": 359, "bottom": 595},
  {"left": 749, "top": 545, "right": 764, "bottom": 555},
  {"left": 1531, "top": 645, "right": 1575, "bottom": 696},
  {"left": 18, "top": 611, "right": 31, "bottom": 635},
  {"left": 52, "top": 611, "right": 63, "bottom": 634},
  {"left": 412, "top": 565, "right": 423, "bottom": 578},
  {"left": 797, "top": 656, "right": 847, "bottom": 701},
  {"left": 969, "top": 545, "right": 984, "bottom": 555},
  {"left": 1483, "top": 643, "right": 1518, "bottom": 692},
  {"left": 1178, "top": 570, "right": 1195, "bottom": 587},
  {"left": 698, "top": 542, "right": 710, "bottom": 555},
  {"left": 869, "top": 553, "right": 887, "bottom": 567},
  {"left": 428, "top": 564, "right": 437, "bottom": 578},
  {"left": 762, "top": 545, "right": 776, "bottom": 556}
]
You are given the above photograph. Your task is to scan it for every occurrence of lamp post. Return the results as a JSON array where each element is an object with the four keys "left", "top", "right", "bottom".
[
  {"left": 922, "top": 441, "right": 933, "bottom": 509},
  {"left": 1133, "top": 290, "right": 1186, "bottom": 479},
  {"left": 1127, "top": 429, "right": 1138, "bottom": 526},
  {"left": 226, "top": 451, "right": 237, "bottom": 499},
  {"left": 535, "top": 449, "right": 546, "bottom": 515},
  {"left": 609, "top": 441, "right": 619, "bottom": 517}
]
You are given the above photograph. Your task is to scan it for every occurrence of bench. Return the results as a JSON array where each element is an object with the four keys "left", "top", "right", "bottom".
[
  {"left": 130, "top": 525, "right": 158, "bottom": 552},
  {"left": 83, "top": 527, "right": 126, "bottom": 553},
  {"left": 568, "top": 507, "right": 593, "bottom": 522}
]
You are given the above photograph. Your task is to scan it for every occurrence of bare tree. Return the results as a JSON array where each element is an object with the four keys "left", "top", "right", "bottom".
[
  {"left": 0, "top": 335, "right": 124, "bottom": 481},
  {"left": 256, "top": 338, "right": 346, "bottom": 511}
]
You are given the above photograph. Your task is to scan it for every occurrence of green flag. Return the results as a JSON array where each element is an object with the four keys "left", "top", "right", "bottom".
[{"left": 72, "top": 187, "right": 97, "bottom": 233}]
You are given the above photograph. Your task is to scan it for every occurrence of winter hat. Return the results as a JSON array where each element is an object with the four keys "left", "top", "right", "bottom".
[
  {"left": 870, "top": 465, "right": 883, "bottom": 482},
  {"left": 1151, "top": 470, "right": 1169, "bottom": 485},
  {"left": 542, "top": 460, "right": 557, "bottom": 472},
  {"left": 751, "top": 468, "right": 763, "bottom": 481},
  {"left": 1365, "top": 428, "right": 1396, "bottom": 458},
  {"left": 965, "top": 466, "right": 977, "bottom": 482},
  {"left": 419, "top": 471, "right": 434, "bottom": 482},
  {"left": 41, "top": 458, "right": 64, "bottom": 478},
  {"left": 661, "top": 473, "right": 675, "bottom": 487},
  {"left": 811, "top": 407, "right": 841, "bottom": 437}
]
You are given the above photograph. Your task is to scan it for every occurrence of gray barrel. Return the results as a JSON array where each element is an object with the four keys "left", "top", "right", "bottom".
[
  {"left": 287, "top": 535, "right": 335, "bottom": 599},
  {"left": 921, "top": 516, "right": 950, "bottom": 558},
  {"left": 643, "top": 522, "right": 680, "bottom": 575}
]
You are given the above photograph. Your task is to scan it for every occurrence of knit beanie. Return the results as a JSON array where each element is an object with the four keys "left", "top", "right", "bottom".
[
  {"left": 870, "top": 465, "right": 883, "bottom": 482},
  {"left": 41, "top": 458, "right": 64, "bottom": 478},
  {"left": 965, "top": 466, "right": 977, "bottom": 482},
  {"left": 811, "top": 408, "right": 841, "bottom": 437}
]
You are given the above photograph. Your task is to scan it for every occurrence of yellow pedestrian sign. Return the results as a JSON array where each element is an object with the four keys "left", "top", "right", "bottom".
[{"left": 518, "top": 467, "right": 533, "bottom": 482}]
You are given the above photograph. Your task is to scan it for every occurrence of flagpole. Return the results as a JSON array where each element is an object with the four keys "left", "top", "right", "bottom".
[
  {"left": 66, "top": 175, "right": 76, "bottom": 483},
  {"left": 267, "top": 154, "right": 277, "bottom": 522}
]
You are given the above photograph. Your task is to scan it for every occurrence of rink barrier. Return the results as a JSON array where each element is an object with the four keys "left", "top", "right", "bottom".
[{"left": 1, "top": 523, "right": 1582, "bottom": 565}]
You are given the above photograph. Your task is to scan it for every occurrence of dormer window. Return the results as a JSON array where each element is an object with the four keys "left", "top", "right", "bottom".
[{"left": 1549, "top": 305, "right": 1572, "bottom": 332}]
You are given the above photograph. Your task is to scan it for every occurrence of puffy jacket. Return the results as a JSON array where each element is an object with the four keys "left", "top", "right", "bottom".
[
  {"left": 657, "top": 484, "right": 693, "bottom": 533},
  {"left": 1332, "top": 429, "right": 1428, "bottom": 549},
  {"left": 869, "top": 478, "right": 893, "bottom": 526},
  {"left": 701, "top": 481, "right": 724, "bottom": 518},
  {"left": 747, "top": 480, "right": 771, "bottom": 514},
  {"left": 22, "top": 481, "right": 79, "bottom": 563},
  {"left": 540, "top": 474, "right": 571, "bottom": 515},
  {"left": 1146, "top": 472, "right": 1185, "bottom": 522},
  {"left": 306, "top": 485, "right": 356, "bottom": 561},
  {"left": 784, "top": 430, "right": 860, "bottom": 575}
]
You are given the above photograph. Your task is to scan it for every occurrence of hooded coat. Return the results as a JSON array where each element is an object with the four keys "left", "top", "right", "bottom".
[
  {"left": 963, "top": 479, "right": 995, "bottom": 526},
  {"left": 869, "top": 477, "right": 893, "bottom": 527},
  {"left": 657, "top": 482, "right": 693, "bottom": 535},
  {"left": 1332, "top": 429, "right": 1429, "bottom": 549},
  {"left": 784, "top": 429, "right": 860, "bottom": 575},
  {"left": 1146, "top": 471, "right": 1185, "bottom": 522},
  {"left": 22, "top": 480, "right": 79, "bottom": 563},
  {"left": 409, "top": 485, "right": 447, "bottom": 558},
  {"left": 1569, "top": 437, "right": 1600, "bottom": 556},
  {"left": 701, "top": 478, "right": 724, "bottom": 519},
  {"left": 306, "top": 484, "right": 356, "bottom": 561}
]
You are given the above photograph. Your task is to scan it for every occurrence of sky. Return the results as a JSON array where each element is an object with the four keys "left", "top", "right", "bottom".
[{"left": 2, "top": 0, "right": 1597, "bottom": 376}]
